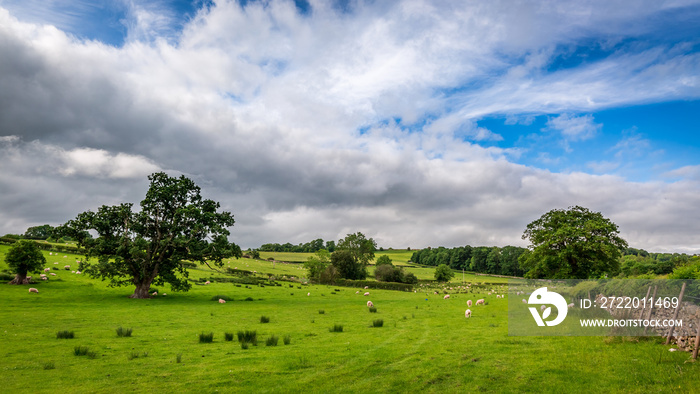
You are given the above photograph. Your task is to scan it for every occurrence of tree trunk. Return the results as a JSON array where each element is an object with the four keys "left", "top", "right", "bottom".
[
  {"left": 9, "top": 273, "right": 29, "bottom": 285},
  {"left": 130, "top": 281, "right": 153, "bottom": 298}
]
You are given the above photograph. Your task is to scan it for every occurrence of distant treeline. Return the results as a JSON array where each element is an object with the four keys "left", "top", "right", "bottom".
[
  {"left": 411, "top": 246, "right": 528, "bottom": 277},
  {"left": 258, "top": 238, "right": 336, "bottom": 253},
  {"left": 409, "top": 245, "right": 696, "bottom": 279}
]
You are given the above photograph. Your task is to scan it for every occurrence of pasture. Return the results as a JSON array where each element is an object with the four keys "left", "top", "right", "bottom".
[{"left": 0, "top": 245, "right": 696, "bottom": 393}]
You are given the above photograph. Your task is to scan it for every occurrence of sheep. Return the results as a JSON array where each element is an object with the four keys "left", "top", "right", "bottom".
[
  {"left": 307, "top": 292, "right": 310, "bottom": 296},
  {"left": 28, "top": 288, "right": 38, "bottom": 293},
  {"left": 355, "top": 291, "right": 359, "bottom": 294},
  {"left": 522, "top": 299, "right": 527, "bottom": 303},
  {"left": 568, "top": 303, "right": 575, "bottom": 308},
  {"left": 476, "top": 299, "right": 485, "bottom": 305},
  {"left": 152, "top": 291, "right": 157, "bottom": 296},
  {"left": 41, "top": 277, "right": 47, "bottom": 281},
  {"left": 64, "top": 265, "right": 70, "bottom": 269},
  {"left": 163, "top": 293, "right": 167, "bottom": 296},
  {"left": 75, "top": 271, "right": 81, "bottom": 274},
  {"left": 364, "top": 292, "right": 370, "bottom": 296},
  {"left": 364, "top": 286, "right": 369, "bottom": 289},
  {"left": 218, "top": 299, "right": 226, "bottom": 304},
  {"left": 50, "top": 273, "right": 56, "bottom": 276},
  {"left": 444, "top": 294, "right": 450, "bottom": 300},
  {"left": 367, "top": 301, "right": 374, "bottom": 308},
  {"left": 204, "top": 281, "right": 210, "bottom": 285},
  {"left": 540, "top": 305, "right": 547, "bottom": 311},
  {"left": 467, "top": 300, "right": 473, "bottom": 307},
  {"left": 44, "top": 268, "right": 50, "bottom": 272},
  {"left": 465, "top": 309, "right": 472, "bottom": 318}
]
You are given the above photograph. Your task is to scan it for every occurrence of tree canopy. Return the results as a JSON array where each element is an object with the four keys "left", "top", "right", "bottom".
[
  {"left": 23, "top": 224, "right": 54, "bottom": 240},
  {"left": 434, "top": 264, "right": 455, "bottom": 282},
  {"left": 7, "top": 239, "right": 46, "bottom": 284},
  {"left": 519, "top": 205, "right": 628, "bottom": 279},
  {"left": 56, "top": 172, "right": 241, "bottom": 298}
]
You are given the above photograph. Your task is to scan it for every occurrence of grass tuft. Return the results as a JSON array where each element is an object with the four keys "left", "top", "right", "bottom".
[
  {"left": 56, "top": 330, "right": 74, "bottom": 339},
  {"left": 199, "top": 332, "right": 214, "bottom": 343},
  {"left": 176, "top": 353, "right": 182, "bottom": 363},
  {"left": 266, "top": 335, "right": 279, "bottom": 346},
  {"left": 260, "top": 315, "right": 270, "bottom": 323},
  {"left": 283, "top": 335, "right": 291, "bottom": 345},
  {"left": 43, "top": 361, "right": 55, "bottom": 370},
  {"left": 237, "top": 330, "right": 257, "bottom": 346},
  {"left": 329, "top": 324, "right": 343, "bottom": 333},
  {"left": 372, "top": 319, "right": 384, "bottom": 327},
  {"left": 369, "top": 306, "right": 377, "bottom": 313},
  {"left": 224, "top": 332, "right": 234, "bottom": 341},
  {"left": 116, "top": 326, "right": 132, "bottom": 337},
  {"left": 318, "top": 310, "right": 325, "bottom": 314},
  {"left": 73, "top": 346, "right": 90, "bottom": 356}
]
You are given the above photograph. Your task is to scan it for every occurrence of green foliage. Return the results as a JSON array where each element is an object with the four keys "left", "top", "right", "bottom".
[
  {"left": 249, "top": 250, "right": 260, "bottom": 259},
  {"left": 304, "top": 249, "right": 331, "bottom": 282},
  {"left": 259, "top": 238, "right": 327, "bottom": 253},
  {"left": 318, "top": 310, "right": 325, "bottom": 314},
  {"left": 283, "top": 335, "right": 291, "bottom": 345},
  {"left": 412, "top": 245, "right": 526, "bottom": 276},
  {"left": 6, "top": 239, "right": 46, "bottom": 284},
  {"left": 266, "top": 335, "right": 279, "bottom": 346},
  {"left": 336, "top": 232, "right": 377, "bottom": 267},
  {"left": 329, "top": 324, "right": 343, "bottom": 332},
  {"left": 56, "top": 172, "right": 242, "bottom": 298},
  {"left": 519, "top": 206, "right": 628, "bottom": 279},
  {"left": 198, "top": 332, "right": 214, "bottom": 343},
  {"left": 434, "top": 264, "right": 455, "bottom": 282},
  {"left": 669, "top": 256, "right": 700, "bottom": 279},
  {"left": 260, "top": 316, "right": 270, "bottom": 323},
  {"left": 73, "top": 346, "right": 90, "bottom": 356},
  {"left": 403, "top": 272, "right": 418, "bottom": 284},
  {"left": 224, "top": 333, "right": 234, "bottom": 341},
  {"left": 375, "top": 255, "right": 392, "bottom": 266},
  {"left": 24, "top": 224, "right": 54, "bottom": 240},
  {"left": 56, "top": 330, "right": 74, "bottom": 339},
  {"left": 176, "top": 354, "right": 182, "bottom": 363},
  {"left": 374, "top": 264, "right": 407, "bottom": 283},
  {"left": 331, "top": 250, "right": 366, "bottom": 280},
  {"left": 211, "top": 295, "right": 233, "bottom": 301},
  {"left": 369, "top": 306, "right": 377, "bottom": 313},
  {"left": 372, "top": 319, "right": 384, "bottom": 327}
]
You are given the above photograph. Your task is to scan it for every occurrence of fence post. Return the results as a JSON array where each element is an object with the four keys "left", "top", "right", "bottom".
[
  {"left": 693, "top": 322, "right": 700, "bottom": 360},
  {"left": 665, "top": 282, "right": 687, "bottom": 345},
  {"left": 638, "top": 286, "right": 652, "bottom": 320}
]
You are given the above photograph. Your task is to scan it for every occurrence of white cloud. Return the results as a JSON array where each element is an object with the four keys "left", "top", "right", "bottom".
[{"left": 0, "top": 1, "right": 698, "bottom": 253}]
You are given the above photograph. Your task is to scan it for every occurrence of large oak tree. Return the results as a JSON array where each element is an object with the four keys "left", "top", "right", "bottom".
[
  {"left": 6, "top": 239, "right": 47, "bottom": 284},
  {"left": 57, "top": 172, "right": 241, "bottom": 298},
  {"left": 519, "top": 205, "right": 627, "bottom": 279}
]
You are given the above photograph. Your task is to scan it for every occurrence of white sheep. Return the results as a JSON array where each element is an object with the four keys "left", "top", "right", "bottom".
[
  {"left": 522, "top": 299, "right": 527, "bottom": 303},
  {"left": 540, "top": 305, "right": 547, "bottom": 311},
  {"left": 465, "top": 309, "right": 472, "bottom": 318},
  {"left": 367, "top": 301, "right": 374, "bottom": 308},
  {"left": 41, "top": 277, "right": 47, "bottom": 281},
  {"left": 364, "top": 286, "right": 369, "bottom": 289},
  {"left": 364, "top": 292, "right": 370, "bottom": 296},
  {"left": 218, "top": 299, "right": 226, "bottom": 304},
  {"left": 152, "top": 291, "right": 157, "bottom": 296},
  {"left": 28, "top": 288, "right": 38, "bottom": 293},
  {"left": 75, "top": 271, "right": 81, "bottom": 274},
  {"left": 50, "top": 273, "right": 56, "bottom": 276},
  {"left": 476, "top": 299, "right": 485, "bottom": 305},
  {"left": 568, "top": 303, "right": 574, "bottom": 308},
  {"left": 444, "top": 294, "right": 450, "bottom": 300},
  {"left": 355, "top": 291, "right": 359, "bottom": 294},
  {"left": 307, "top": 292, "right": 310, "bottom": 296},
  {"left": 204, "top": 281, "right": 210, "bottom": 285},
  {"left": 44, "top": 268, "right": 50, "bottom": 272},
  {"left": 467, "top": 300, "right": 473, "bottom": 307}
]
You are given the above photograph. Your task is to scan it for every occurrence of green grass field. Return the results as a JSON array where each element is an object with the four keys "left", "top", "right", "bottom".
[{"left": 0, "top": 245, "right": 696, "bottom": 393}]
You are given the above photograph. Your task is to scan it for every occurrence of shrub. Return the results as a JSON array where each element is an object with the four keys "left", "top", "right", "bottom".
[
  {"left": 329, "top": 324, "right": 343, "bottom": 332},
  {"left": 369, "top": 307, "right": 377, "bottom": 313},
  {"left": 244, "top": 297, "right": 254, "bottom": 301},
  {"left": 224, "top": 332, "right": 234, "bottom": 341},
  {"left": 283, "top": 335, "right": 291, "bottom": 345},
  {"left": 199, "top": 332, "right": 214, "bottom": 343},
  {"left": 373, "top": 319, "right": 384, "bottom": 327},
  {"left": 116, "top": 326, "right": 132, "bottom": 337},
  {"left": 266, "top": 335, "right": 279, "bottom": 346},
  {"left": 260, "top": 316, "right": 270, "bottom": 323},
  {"left": 56, "top": 330, "right": 74, "bottom": 339}
]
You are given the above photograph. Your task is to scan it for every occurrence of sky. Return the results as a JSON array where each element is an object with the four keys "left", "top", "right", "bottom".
[{"left": 0, "top": 0, "right": 699, "bottom": 253}]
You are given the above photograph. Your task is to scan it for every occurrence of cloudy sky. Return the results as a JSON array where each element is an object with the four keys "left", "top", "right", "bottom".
[{"left": 0, "top": 0, "right": 698, "bottom": 252}]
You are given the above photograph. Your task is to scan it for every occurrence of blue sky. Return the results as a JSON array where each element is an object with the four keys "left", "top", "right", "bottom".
[{"left": 0, "top": 0, "right": 699, "bottom": 252}]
